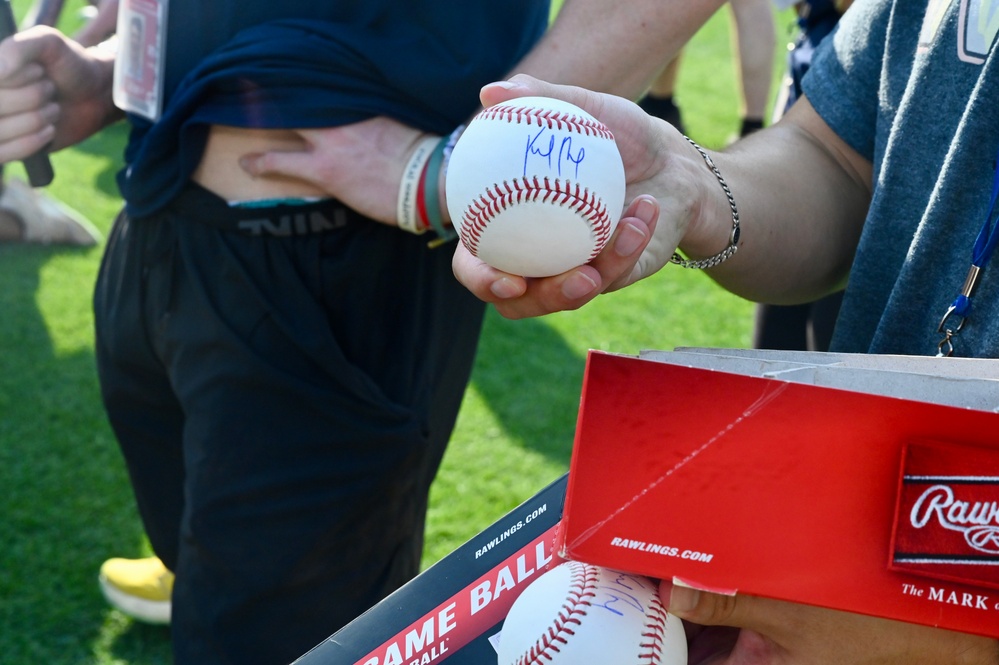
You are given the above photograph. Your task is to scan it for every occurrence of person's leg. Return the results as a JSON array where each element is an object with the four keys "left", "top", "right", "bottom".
[
  {"left": 94, "top": 210, "right": 188, "bottom": 567},
  {"left": 752, "top": 303, "right": 811, "bottom": 350},
  {"left": 728, "top": 0, "right": 776, "bottom": 136},
  {"left": 806, "top": 291, "right": 845, "bottom": 352},
  {"left": 134, "top": 188, "right": 484, "bottom": 664},
  {"left": 639, "top": 55, "right": 686, "bottom": 134},
  {"left": 92, "top": 210, "right": 186, "bottom": 625},
  {"left": 753, "top": 292, "right": 845, "bottom": 352}
]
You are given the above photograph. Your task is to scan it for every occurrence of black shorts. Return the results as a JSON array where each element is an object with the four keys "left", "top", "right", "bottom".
[{"left": 93, "top": 184, "right": 485, "bottom": 664}]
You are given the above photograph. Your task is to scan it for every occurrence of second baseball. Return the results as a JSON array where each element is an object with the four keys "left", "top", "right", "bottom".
[
  {"left": 446, "top": 96, "right": 626, "bottom": 277},
  {"left": 496, "top": 561, "right": 687, "bottom": 665}
]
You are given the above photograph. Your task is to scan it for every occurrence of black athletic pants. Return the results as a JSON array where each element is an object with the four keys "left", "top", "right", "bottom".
[{"left": 93, "top": 185, "right": 486, "bottom": 664}]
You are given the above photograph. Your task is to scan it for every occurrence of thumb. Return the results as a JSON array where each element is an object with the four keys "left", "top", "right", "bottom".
[
  {"left": 660, "top": 579, "right": 746, "bottom": 628},
  {"left": 660, "top": 578, "right": 793, "bottom": 640},
  {"left": 239, "top": 150, "right": 316, "bottom": 185}
]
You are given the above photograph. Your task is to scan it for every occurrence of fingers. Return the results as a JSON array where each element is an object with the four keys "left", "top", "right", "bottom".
[
  {"left": 0, "top": 109, "right": 56, "bottom": 162},
  {"left": 451, "top": 195, "right": 658, "bottom": 319},
  {"left": 0, "top": 92, "right": 58, "bottom": 163},
  {"left": 450, "top": 249, "right": 609, "bottom": 320},
  {"left": 0, "top": 77, "right": 56, "bottom": 116},
  {"left": 0, "top": 28, "right": 71, "bottom": 162},
  {"left": 0, "top": 40, "right": 57, "bottom": 121},
  {"left": 661, "top": 579, "right": 805, "bottom": 644},
  {"left": 481, "top": 74, "right": 597, "bottom": 107},
  {"left": 593, "top": 196, "right": 659, "bottom": 292},
  {"left": 451, "top": 244, "right": 526, "bottom": 301},
  {"left": 0, "top": 26, "right": 67, "bottom": 81},
  {"left": 240, "top": 148, "right": 315, "bottom": 184},
  {"left": 0, "top": 60, "right": 46, "bottom": 91},
  {"left": 662, "top": 581, "right": 745, "bottom": 627}
]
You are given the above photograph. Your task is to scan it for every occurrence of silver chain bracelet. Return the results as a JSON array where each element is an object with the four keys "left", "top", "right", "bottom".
[{"left": 670, "top": 136, "right": 741, "bottom": 270}]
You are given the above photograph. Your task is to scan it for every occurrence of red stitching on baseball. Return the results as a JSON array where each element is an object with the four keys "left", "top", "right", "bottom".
[
  {"left": 459, "top": 177, "right": 613, "bottom": 264},
  {"left": 515, "top": 562, "right": 598, "bottom": 665},
  {"left": 477, "top": 104, "right": 615, "bottom": 140},
  {"left": 511, "top": 563, "right": 671, "bottom": 665},
  {"left": 639, "top": 585, "right": 670, "bottom": 663}
]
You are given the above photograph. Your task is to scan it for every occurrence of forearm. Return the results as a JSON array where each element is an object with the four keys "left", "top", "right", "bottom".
[
  {"left": 676, "top": 98, "right": 873, "bottom": 304},
  {"left": 509, "top": 0, "right": 726, "bottom": 100},
  {"left": 439, "top": 0, "right": 726, "bottom": 227}
]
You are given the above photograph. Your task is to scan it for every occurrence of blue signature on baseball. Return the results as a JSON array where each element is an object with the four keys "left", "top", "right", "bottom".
[
  {"left": 524, "top": 127, "right": 586, "bottom": 179},
  {"left": 593, "top": 573, "right": 655, "bottom": 617}
]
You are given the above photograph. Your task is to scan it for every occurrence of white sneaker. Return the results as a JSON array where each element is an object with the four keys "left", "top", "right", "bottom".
[{"left": 0, "top": 177, "right": 102, "bottom": 246}]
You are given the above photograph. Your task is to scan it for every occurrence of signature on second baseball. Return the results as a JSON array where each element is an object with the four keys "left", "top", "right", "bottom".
[
  {"left": 524, "top": 128, "right": 585, "bottom": 179},
  {"left": 592, "top": 573, "right": 653, "bottom": 617}
]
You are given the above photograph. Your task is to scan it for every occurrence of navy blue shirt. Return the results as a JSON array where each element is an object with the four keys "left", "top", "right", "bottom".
[{"left": 120, "top": 1, "right": 550, "bottom": 217}]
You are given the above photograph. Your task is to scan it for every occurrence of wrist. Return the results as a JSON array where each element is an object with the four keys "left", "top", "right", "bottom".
[
  {"left": 673, "top": 137, "right": 741, "bottom": 269},
  {"left": 397, "top": 135, "right": 438, "bottom": 235},
  {"left": 426, "top": 124, "right": 465, "bottom": 247},
  {"left": 396, "top": 125, "right": 465, "bottom": 247},
  {"left": 92, "top": 52, "right": 126, "bottom": 127},
  {"left": 437, "top": 123, "right": 467, "bottom": 228},
  {"left": 439, "top": 148, "right": 452, "bottom": 227}
]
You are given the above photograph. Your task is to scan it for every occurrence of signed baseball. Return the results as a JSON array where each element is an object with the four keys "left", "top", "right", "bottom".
[
  {"left": 496, "top": 561, "right": 687, "bottom": 665},
  {"left": 446, "top": 97, "right": 626, "bottom": 277}
]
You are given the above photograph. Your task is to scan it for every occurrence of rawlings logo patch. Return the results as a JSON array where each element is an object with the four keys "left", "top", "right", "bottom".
[{"left": 891, "top": 440, "right": 999, "bottom": 590}]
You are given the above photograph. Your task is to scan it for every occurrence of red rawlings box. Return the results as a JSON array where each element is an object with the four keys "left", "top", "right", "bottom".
[{"left": 557, "top": 348, "right": 999, "bottom": 639}]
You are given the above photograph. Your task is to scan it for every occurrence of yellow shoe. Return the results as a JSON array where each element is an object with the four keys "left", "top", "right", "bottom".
[{"left": 98, "top": 556, "right": 173, "bottom": 625}]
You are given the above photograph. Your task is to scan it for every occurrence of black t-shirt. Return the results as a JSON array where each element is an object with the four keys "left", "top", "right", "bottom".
[{"left": 119, "top": 0, "right": 550, "bottom": 217}]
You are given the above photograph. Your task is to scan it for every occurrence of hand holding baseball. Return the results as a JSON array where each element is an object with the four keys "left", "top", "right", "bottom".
[{"left": 451, "top": 74, "right": 698, "bottom": 317}]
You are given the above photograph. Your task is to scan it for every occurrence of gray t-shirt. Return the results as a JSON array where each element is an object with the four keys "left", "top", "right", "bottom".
[{"left": 804, "top": 0, "right": 999, "bottom": 357}]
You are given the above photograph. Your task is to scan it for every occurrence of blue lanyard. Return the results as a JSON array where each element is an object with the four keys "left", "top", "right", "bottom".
[{"left": 936, "top": 151, "right": 999, "bottom": 356}]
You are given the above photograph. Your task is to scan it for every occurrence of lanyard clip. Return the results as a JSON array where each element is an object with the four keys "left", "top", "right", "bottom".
[
  {"left": 936, "top": 303, "right": 962, "bottom": 357},
  {"left": 936, "top": 300, "right": 969, "bottom": 357},
  {"left": 935, "top": 265, "right": 982, "bottom": 357},
  {"left": 937, "top": 300, "right": 969, "bottom": 336},
  {"left": 936, "top": 310, "right": 958, "bottom": 357}
]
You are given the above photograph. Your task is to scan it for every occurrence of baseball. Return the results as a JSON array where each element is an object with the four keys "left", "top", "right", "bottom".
[
  {"left": 496, "top": 561, "right": 687, "bottom": 665},
  {"left": 445, "top": 96, "right": 626, "bottom": 277}
]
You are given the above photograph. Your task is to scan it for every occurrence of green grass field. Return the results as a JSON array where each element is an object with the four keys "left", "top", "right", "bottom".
[{"left": 0, "top": 4, "right": 796, "bottom": 662}]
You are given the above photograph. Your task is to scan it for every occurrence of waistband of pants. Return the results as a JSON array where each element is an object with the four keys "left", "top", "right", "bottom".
[{"left": 171, "top": 182, "right": 353, "bottom": 237}]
